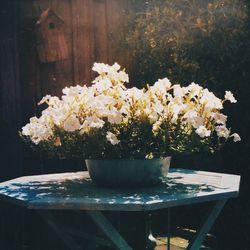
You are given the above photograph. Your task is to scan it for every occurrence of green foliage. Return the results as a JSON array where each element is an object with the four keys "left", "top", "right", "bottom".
[
  {"left": 21, "top": 121, "right": 167, "bottom": 160},
  {"left": 21, "top": 117, "right": 226, "bottom": 160},
  {"left": 126, "top": 0, "right": 249, "bottom": 93}
]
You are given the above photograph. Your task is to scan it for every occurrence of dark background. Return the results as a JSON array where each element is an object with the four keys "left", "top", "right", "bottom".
[{"left": 0, "top": 0, "right": 249, "bottom": 249}]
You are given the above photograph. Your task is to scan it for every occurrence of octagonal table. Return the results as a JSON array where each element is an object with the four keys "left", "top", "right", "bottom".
[{"left": 0, "top": 168, "right": 240, "bottom": 250}]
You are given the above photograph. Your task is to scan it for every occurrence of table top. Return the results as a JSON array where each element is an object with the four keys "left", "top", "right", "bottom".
[{"left": 0, "top": 169, "right": 240, "bottom": 211}]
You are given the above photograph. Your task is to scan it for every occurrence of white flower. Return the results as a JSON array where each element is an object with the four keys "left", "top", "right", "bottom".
[
  {"left": 211, "top": 112, "right": 227, "bottom": 125},
  {"left": 38, "top": 95, "right": 52, "bottom": 105},
  {"left": 200, "top": 89, "right": 223, "bottom": 110},
  {"left": 21, "top": 62, "right": 241, "bottom": 155},
  {"left": 47, "top": 96, "right": 60, "bottom": 107},
  {"left": 153, "top": 101, "right": 164, "bottom": 114},
  {"left": 195, "top": 126, "right": 211, "bottom": 138},
  {"left": 183, "top": 110, "right": 198, "bottom": 120},
  {"left": 21, "top": 123, "right": 33, "bottom": 136},
  {"left": 93, "top": 79, "right": 112, "bottom": 93},
  {"left": 191, "top": 116, "right": 205, "bottom": 129},
  {"left": 119, "top": 103, "right": 130, "bottom": 115},
  {"left": 106, "top": 110, "right": 123, "bottom": 124},
  {"left": 43, "top": 105, "right": 71, "bottom": 126},
  {"left": 92, "top": 62, "right": 128, "bottom": 84},
  {"left": 152, "top": 78, "right": 171, "bottom": 94},
  {"left": 126, "top": 87, "right": 144, "bottom": 100},
  {"left": 186, "top": 82, "right": 202, "bottom": 96},
  {"left": 112, "top": 62, "right": 121, "bottom": 71},
  {"left": 231, "top": 133, "right": 241, "bottom": 142},
  {"left": 22, "top": 115, "right": 53, "bottom": 144},
  {"left": 110, "top": 70, "right": 129, "bottom": 83},
  {"left": 106, "top": 132, "right": 120, "bottom": 145},
  {"left": 184, "top": 111, "right": 204, "bottom": 129},
  {"left": 94, "top": 95, "right": 117, "bottom": 106},
  {"left": 224, "top": 91, "right": 237, "bottom": 103},
  {"left": 30, "top": 116, "right": 39, "bottom": 123},
  {"left": 216, "top": 126, "right": 230, "bottom": 139},
  {"left": 62, "top": 85, "right": 85, "bottom": 96},
  {"left": 63, "top": 115, "right": 81, "bottom": 132},
  {"left": 148, "top": 111, "right": 158, "bottom": 123},
  {"left": 81, "top": 116, "right": 105, "bottom": 133},
  {"left": 173, "top": 85, "right": 185, "bottom": 98},
  {"left": 92, "top": 62, "right": 111, "bottom": 74},
  {"left": 152, "top": 120, "right": 162, "bottom": 134},
  {"left": 171, "top": 103, "right": 186, "bottom": 122}
]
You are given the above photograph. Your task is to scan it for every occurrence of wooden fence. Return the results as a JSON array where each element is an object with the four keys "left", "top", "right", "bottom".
[
  {"left": 0, "top": 1, "right": 132, "bottom": 249},
  {"left": 20, "top": 0, "right": 131, "bottom": 116},
  {"left": 1, "top": 0, "right": 132, "bottom": 179}
]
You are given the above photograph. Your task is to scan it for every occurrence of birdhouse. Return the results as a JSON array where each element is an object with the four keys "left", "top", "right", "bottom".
[{"left": 35, "top": 8, "right": 69, "bottom": 63}]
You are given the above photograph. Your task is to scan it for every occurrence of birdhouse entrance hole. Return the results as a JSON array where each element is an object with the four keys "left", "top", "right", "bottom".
[{"left": 49, "top": 22, "right": 55, "bottom": 29}]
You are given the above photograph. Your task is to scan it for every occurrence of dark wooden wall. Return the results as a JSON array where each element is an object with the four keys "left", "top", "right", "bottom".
[
  {"left": 20, "top": 0, "right": 131, "bottom": 117},
  {"left": 0, "top": 1, "right": 23, "bottom": 180},
  {"left": 0, "top": 0, "right": 132, "bottom": 179},
  {"left": 0, "top": 2, "right": 132, "bottom": 249}
]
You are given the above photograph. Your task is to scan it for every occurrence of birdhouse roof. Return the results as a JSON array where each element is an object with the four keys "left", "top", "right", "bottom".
[{"left": 36, "top": 8, "right": 64, "bottom": 26}]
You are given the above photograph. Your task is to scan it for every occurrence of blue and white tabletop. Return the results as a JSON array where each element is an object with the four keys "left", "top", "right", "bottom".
[{"left": 0, "top": 169, "right": 241, "bottom": 211}]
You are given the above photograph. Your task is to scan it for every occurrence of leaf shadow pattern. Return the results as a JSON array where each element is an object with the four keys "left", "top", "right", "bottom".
[{"left": 0, "top": 170, "right": 218, "bottom": 209}]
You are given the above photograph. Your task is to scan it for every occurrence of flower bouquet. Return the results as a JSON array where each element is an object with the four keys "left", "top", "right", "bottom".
[{"left": 21, "top": 63, "right": 240, "bottom": 186}]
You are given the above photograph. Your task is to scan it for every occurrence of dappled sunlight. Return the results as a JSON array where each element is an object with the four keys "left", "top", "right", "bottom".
[{"left": 0, "top": 169, "right": 235, "bottom": 211}]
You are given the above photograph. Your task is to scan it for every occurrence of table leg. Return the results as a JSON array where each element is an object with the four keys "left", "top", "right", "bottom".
[
  {"left": 186, "top": 199, "right": 227, "bottom": 250},
  {"left": 37, "top": 210, "right": 82, "bottom": 250},
  {"left": 86, "top": 210, "right": 133, "bottom": 250}
]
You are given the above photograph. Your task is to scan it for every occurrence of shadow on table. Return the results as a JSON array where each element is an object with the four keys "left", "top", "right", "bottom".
[{"left": 0, "top": 170, "right": 216, "bottom": 207}]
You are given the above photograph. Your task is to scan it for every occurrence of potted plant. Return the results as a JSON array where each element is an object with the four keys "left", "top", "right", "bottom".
[{"left": 20, "top": 63, "right": 240, "bottom": 187}]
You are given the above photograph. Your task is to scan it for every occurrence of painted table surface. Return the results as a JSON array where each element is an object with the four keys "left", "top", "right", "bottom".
[{"left": 0, "top": 169, "right": 240, "bottom": 211}]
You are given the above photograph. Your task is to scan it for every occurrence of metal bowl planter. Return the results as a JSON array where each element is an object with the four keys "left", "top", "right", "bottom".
[{"left": 85, "top": 157, "right": 171, "bottom": 187}]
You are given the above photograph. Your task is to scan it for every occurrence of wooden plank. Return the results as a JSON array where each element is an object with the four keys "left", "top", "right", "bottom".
[
  {"left": 106, "top": 0, "right": 131, "bottom": 69},
  {"left": 50, "top": 0, "right": 74, "bottom": 92},
  {"left": 19, "top": 0, "right": 132, "bottom": 101},
  {"left": 19, "top": 0, "right": 40, "bottom": 119},
  {"left": 0, "top": 0, "right": 23, "bottom": 178},
  {"left": 0, "top": 169, "right": 241, "bottom": 211},
  {"left": 72, "top": 0, "right": 94, "bottom": 86},
  {"left": 33, "top": 0, "right": 58, "bottom": 96},
  {"left": 0, "top": 3, "right": 24, "bottom": 249},
  {"left": 92, "top": 0, "right": 109, "bottom": 64},
  {"left": 32, "top": 0, "right": 74, "bottom": 96},
  {"left": 19, "top": 0, "right": 48, "bottom": 176}
]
